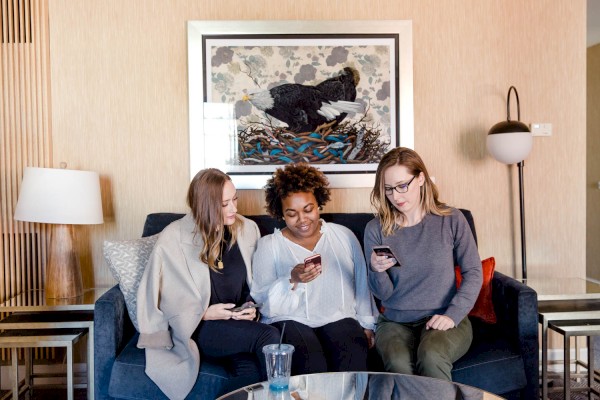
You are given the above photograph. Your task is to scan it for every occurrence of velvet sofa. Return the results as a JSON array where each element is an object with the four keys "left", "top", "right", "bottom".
[{"left": 94, "top": 211, "right": 539, "bottom": 400}]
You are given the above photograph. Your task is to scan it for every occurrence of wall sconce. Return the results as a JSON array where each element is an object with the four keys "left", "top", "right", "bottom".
[
  {"left": 14, "top": 166, "right": 104, "bottom": 298},
  {"left": 486, "top": 86, "right": 533, "bottom": 280}
]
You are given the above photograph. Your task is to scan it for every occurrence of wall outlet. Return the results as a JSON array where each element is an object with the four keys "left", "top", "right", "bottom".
[{"left": 531, "top": 123, "right": 552, "bottom": 137}]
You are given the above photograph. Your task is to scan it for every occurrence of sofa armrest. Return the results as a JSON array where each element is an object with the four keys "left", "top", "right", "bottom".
[
  {"left": 491, "top": 271, "right": 539, "bottom": 400},
  {"left": 94, "top": 285, "right": 136, "bottom": 400}
]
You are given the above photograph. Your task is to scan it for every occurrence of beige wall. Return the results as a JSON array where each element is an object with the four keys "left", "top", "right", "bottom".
[
  {"left": 588, "top": 43, "right": 600, "bottom": 279},
  {"left": 47, "top": 0, "right": 586, "bottom": 288}
]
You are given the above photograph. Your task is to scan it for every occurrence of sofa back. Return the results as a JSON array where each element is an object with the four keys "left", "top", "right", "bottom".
[{"left": 142, "top": 210, "right": 477, "bottom": 249}]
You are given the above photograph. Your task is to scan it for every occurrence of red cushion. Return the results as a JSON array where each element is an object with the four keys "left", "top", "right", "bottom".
[{"left": 455, "top": 257, "right": 497, "bottom": 324}]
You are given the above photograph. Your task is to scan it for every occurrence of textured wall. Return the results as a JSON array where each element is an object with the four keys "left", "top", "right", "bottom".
[
  {"left": 588, "top": 43, "right": 600, "bottom": 280},
  {"left": 46, "top": 0, "right": 586, "bottom": 288}
]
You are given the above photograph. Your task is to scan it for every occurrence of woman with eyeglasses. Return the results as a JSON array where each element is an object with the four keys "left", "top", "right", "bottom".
[{"left": 364, "top": 147, "right": 482, "bottom": 381}]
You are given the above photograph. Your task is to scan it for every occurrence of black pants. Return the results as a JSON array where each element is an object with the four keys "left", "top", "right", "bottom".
[
  {"left": 271, "top": 318, "right": 368, "bottom": 375},
  {"left": 195, "top": 319, "right": 280, "bottom": 380}
]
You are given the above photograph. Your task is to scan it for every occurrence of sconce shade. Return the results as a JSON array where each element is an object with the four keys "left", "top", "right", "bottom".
[
  {"left": 14, "top": 167, "right": 104, "bottom": 225},
  {"left": 486, "top": 128, "right": 533, "bottom": 165}
]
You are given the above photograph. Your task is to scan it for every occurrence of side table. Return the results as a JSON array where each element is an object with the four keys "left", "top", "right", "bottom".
[
  {"left": 0, "top": 288, "right": 110, "bottom": 400},
  {"left": 524, "top": 277, "right": 600, "bottom": 400}
]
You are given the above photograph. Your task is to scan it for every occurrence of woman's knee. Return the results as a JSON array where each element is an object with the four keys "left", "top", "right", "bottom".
[
  {"left": 382, "top": 355, "right": 414, "bottom": 375},
  {"left": 263, "top": 324, "right": 280, "bottom": 342}
]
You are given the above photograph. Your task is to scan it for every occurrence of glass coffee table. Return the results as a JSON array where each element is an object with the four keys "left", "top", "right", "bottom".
[{"left": 217, "top": 372, "right": 504, "bottom": 399}]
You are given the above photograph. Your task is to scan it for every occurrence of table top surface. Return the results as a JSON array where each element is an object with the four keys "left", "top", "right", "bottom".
[
  {"left": 0, "top": 287, "right": 111, "bottom": 311},
  {"left": 523, "top": 277, "right": 600, "bottom": 301},
  {"left": 217, "top": 372, "right": 503, "bottom": 400}
]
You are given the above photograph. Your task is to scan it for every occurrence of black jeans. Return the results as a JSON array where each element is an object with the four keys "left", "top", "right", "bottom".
[
  {"left": 272, "top": 318, "right": 368, "bottom": 375},
  {"left": 195, "top": 319, "right": 280, "bottom": 380}
]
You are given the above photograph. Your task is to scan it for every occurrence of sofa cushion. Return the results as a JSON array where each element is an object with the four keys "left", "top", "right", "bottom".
[
  {"left": 455, "top": 257, "right": 497, "bottom": 324},
  {"left": 110, "top": 334, "right": 259, "bottom": 399},
  {"left": 103, "top": 235, "right": 158, "bottom": 330}
]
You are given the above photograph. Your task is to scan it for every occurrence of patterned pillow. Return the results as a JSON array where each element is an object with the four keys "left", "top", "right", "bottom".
[{"left": 103, "top": 235, "right": 159, "bottom": 330}]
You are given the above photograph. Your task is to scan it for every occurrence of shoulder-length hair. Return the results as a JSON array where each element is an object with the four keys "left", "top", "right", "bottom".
[
  {"left": 371, "top": 147, "right": 451, "bottom": 236},
  {"left": 187, "top": 168, "right": 241, "bottom": 271}
]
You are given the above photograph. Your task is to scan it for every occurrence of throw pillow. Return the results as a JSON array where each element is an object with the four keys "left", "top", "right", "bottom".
[
  {"left": 103, "top": 235, "right": 159, "bottom": 330},
  {"left": 455, "top": 257, "right": 497, "bottom": 324}
]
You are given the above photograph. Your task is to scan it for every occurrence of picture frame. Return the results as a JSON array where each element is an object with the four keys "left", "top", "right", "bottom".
[{"left": 188, "top": 20, "right": 413, "bottom": 188}]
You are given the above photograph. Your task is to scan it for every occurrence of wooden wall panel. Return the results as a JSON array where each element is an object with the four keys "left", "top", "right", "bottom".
[
  {"left": 0, "top": 0, "right": 52, "bottom": 361},
  {"left": 44, "top": 1, "right": 586, "bottom": 290},
  {"left": 588, "top": 43, "right": 600, "bottom": 280},
  {"left": 1, "top": 0, "right": 51, "bottom": 302}
]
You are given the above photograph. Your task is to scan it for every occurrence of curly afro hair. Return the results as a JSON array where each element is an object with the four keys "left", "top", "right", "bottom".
[{"left": 264, "top": 163, "right": 331, "bottom": 219}]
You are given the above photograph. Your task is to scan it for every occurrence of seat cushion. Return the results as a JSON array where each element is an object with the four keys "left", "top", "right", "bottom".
[
  {"left": 109, "top": 334, "right": 259, "bottom": 400},
  {"left": 452, "top": 323, "right": 527, "bottom": 395}
]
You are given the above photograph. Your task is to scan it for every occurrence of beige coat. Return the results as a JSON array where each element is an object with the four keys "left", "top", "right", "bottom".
[{"left": 136, "top": 214, "right": 260, "bottom": 400}]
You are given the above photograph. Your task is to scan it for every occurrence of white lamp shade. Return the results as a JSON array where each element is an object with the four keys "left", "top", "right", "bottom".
[
  {"left": 486, "top": 131, "right": 533, "bottom": 165},
  {"left": 14, "top": 167, "right": 104, "bottom": 225}
]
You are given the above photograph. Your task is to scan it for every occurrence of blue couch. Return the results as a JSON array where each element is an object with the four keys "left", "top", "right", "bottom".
[{"left": 94, "top": 211, "right": 539, "bottom": 399}]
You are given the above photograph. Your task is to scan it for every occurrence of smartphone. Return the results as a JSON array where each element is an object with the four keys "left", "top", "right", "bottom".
[
  {"left": 229, "top": 303, "right": 263, "bottom": 312},
  {"left": 372, "top": 245, "right": 401, "bottom": 267},
  {"left": 304, "top": 254, "right": 322, "bottom": 267}
]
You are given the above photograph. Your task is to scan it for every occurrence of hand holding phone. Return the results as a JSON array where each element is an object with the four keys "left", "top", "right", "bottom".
[
  {"left": 372, "top": 245, "right": 401, "bottom": 267},
  {"left": 228, "top": 303, "right": 263, "bottom": 312}
]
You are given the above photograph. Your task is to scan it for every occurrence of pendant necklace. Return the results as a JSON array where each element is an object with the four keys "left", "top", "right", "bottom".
[{"left": 216, "top": 238, "right": 224, "bottom": 270}]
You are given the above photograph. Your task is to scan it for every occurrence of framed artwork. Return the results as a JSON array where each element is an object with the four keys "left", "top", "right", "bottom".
[{"left": 188, "top": 20, "right": 413, "bottom": 188}]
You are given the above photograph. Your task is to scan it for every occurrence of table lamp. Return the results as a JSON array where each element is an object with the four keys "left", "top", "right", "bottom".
[
  {"left": 486, "top": 86, "right": 533, "bottom": 280},
  {"left": 14, "top": 166, "right": 104, "bottom": 298}
]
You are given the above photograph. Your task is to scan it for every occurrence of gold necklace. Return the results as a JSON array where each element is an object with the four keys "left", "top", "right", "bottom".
[{"left": 216, "top": 238, "right": 224, "bottom": 269}]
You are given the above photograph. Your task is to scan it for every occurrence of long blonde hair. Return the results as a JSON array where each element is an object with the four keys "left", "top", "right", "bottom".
[
  {"left": 187, "top": 168, "right": 241, "bottom": 271},
  {"left": 371, "top": 147, "right": 451, "bottom": 236}
]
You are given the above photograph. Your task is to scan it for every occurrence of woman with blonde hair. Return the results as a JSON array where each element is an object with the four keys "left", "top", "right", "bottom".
[
  {"left": 136, "top": 168, "right": 279, "bottom": 400},
  {"left": 365, "top": 147, "right": 482, "bottom": 381}
]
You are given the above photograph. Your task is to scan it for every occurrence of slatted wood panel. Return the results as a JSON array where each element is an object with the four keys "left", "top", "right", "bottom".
[{"left": 0, "top": 0, "right": 52, "bottom": 361}]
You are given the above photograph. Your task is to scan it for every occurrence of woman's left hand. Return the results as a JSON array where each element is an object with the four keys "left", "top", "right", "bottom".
[
  {"left": 425, "top": 315, "right": 455, "bottom": 331},
  {"left": 364, "top": 329, "right": 376, "bottom": 349}
]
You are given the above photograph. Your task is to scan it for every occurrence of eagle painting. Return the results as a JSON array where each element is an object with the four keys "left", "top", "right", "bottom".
[{"left": 243, "top": 67, "right": 362, "bottom": 133}]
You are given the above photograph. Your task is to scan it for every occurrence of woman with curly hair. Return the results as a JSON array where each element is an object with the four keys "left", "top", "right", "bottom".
[
  {"left": 251, "top": 163, "right": 378, "bottom": 375},
  {"left": 365, "top": 147, "right": 482, "bottom": 381}
]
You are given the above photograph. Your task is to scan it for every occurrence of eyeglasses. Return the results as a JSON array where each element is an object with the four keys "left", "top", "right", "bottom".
[{"left": 384, "top": 175, "right": 416, "bottom": 195}]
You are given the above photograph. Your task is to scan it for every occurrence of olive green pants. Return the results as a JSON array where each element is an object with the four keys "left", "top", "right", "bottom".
[{"left": 375, "top": 314, "right": 472, "bottom": 381}]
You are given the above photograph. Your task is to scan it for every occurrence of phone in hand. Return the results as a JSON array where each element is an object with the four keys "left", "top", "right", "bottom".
[
  {"left": 304, "top": 254, "right": 322, "bottom": 268},
  {"left": 372, "top": 245, "right": 401, "bottom": 267},
  {"left": 228, "top": 303, "right": 263, "bottom": 312}
]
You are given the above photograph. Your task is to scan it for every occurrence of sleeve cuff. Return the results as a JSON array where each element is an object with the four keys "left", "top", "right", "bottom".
[
  {"left": 357, "top": 316, "right": 377, "bottom": 331},
  {"left": 137, "top": 330, "right": 173, "bottom": 350}
]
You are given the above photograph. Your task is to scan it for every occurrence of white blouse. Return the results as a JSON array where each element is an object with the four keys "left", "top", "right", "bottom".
[{"left": 250, "top": 220, "right": 378, "bottom": 330}]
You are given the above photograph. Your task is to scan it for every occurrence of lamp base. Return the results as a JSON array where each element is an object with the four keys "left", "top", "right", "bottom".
[{"left": 46, "top": 224, "right": 83, "bottom": 299}]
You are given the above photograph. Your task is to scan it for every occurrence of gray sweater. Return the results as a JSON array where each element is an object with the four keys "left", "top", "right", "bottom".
[{"left": 364, "top": 208, "right": 482, "bottom": 326}]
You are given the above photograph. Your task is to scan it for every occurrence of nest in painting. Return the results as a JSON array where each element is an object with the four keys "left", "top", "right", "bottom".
[{"left": 237, "top": 117, "right": 388, "bottom": 165}]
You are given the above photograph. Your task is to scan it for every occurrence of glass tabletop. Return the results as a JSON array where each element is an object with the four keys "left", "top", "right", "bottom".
[
  {"left": 523, "top": 277, "right": 600, "bottom": 301},
  {"left": 0, "top": 287, "right": 111, "bottom": 311},
  {"left": 217, "top": 372, "right": 503, "bottom": 400}
]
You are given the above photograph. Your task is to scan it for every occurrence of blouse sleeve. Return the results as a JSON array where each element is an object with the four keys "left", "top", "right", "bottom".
[
  {"left": 136, "top": 246, "right": 174, "bottom": 350},
  {"left": 250, "top": 234, "right": 304, "bottom": 318}
]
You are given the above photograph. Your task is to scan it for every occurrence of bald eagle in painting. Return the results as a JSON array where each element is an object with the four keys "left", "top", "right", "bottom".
[{"left": 243, "top": 67, "right": 362, "bottom": 133}]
